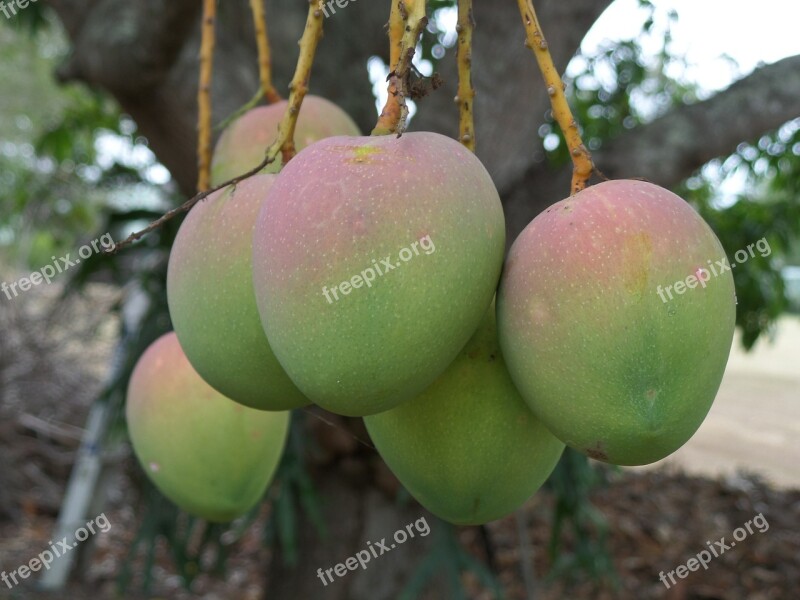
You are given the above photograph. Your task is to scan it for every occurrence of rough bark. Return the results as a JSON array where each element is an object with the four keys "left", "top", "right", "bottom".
[{"left": 598, "top": 54, "right": 800, "bottom": 185}]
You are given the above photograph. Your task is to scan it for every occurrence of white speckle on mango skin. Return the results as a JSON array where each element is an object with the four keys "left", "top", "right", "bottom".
[
  {"left": 497, "top": 179, "right": 736, "bottom": 466},
  {"left": 253, "top": 132, "right": 506, "bottom": 416}
]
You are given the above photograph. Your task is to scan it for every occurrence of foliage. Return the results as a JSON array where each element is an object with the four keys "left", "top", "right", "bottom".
[
  {"left": 400, "top": 520, "right": 505, "bottom": 600},
  {"left": 0, "top": 22, "right": 168, "bottom": 270},
  {"left": 264, "top": 411, "right": 328, "bottom": 567},
  {"left": 545, "top": 450, "right": 616, "bottom": 585}
]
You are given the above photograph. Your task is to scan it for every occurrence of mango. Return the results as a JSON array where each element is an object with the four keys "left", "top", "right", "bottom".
[
  {"left": 364, "top": 303, "right": 564, "bottom": 525},
  {"left": 252, "top": 132, "right": 506, "bottom": 416},
  {"left": 210, "top": 96, "right": 360, "bottom": 185},
  {"left": 497, "top": 180, "right": 736, "bottom": 466},
  {"left": 167, "top": 174, "right": 308, "bottom": 411},
  {"left": 125, "top": 332, "right": 289, "bottom": 522}
]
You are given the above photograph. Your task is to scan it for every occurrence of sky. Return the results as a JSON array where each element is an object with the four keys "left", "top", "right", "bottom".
[{"left": 581, "top": 0, "right": 800, "bottom": 92}]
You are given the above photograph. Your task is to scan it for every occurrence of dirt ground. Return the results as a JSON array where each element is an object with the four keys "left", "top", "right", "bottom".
[{"left": 0, "top": 467, "right": 797, "bottom": 600}]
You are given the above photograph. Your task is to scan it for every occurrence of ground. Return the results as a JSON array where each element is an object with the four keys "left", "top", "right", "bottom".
[{"left": 0, "top": 468, "right": 797, "bottom": 599}]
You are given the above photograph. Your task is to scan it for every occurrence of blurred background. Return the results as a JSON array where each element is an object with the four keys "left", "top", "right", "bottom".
[{"left": 0, "top": 0, "right": 798, "bottom": 598}]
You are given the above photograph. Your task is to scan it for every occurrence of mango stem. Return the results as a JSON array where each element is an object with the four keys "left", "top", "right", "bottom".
[
  {"left": 196, "top": 0, "right": 217, "bottom": 193},
  {"left": 250, "top": 0, "right": 282, "bottom": 104},
  {"left": 515, "top": 0, "right": 594, "bottom": 194},
  {"left": 456, "top": 0, "right": 476, "bottom": 152},
  {"left": 372, "top": 0, "right": 428, "bottom": 136}
]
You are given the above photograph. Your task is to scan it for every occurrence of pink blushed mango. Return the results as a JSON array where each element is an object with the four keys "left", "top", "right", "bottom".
[
  {"left": 126, "top": 333, "right": 289, "bottom": 522},
  {"left": 365, "top": 302, "right": 564, "bottom": 525},
  {"left": 497, "top": 180, "right": 736, "bottom": 466},
  {"left": 210, "top": 96, "right": 360, "bottom": 185},
  {"left": 253, "top": 132, "right": 506, "bottom": 417},
  {"left": 167, "top": 174, "right": 308, "bottom": 411}
]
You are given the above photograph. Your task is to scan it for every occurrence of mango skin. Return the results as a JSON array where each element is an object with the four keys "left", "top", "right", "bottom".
[
  {"left": 253, "top": 132, "right": 506, "bottom": 416},
  {"left": 210, "top": 96, "right": 361, "bottom": 185},
  {"left": 497, "top": 180, "right": 736, "bottom": 466},
  {"left": 125, "top": 333, "right": 290, "bottom": 522},
  {"left": 364, "top": 303, "right": 564, "bottom": 525},
  {"left": 167, "top": 174, "right": 308, "bottom": 411}
]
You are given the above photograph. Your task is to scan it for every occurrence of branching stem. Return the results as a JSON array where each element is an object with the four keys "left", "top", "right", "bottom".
[
  {"left": 456, "top": 0, "right": 476, "bottom": 152},
  {"left": 196, "top": 0, "right": 216, "bottom": 192},
  {"left": 372, "top": 0, "right": 428, "bottom": 136},
  {"left": 250, "top": 0, "right": 282, "bottom": 104}
]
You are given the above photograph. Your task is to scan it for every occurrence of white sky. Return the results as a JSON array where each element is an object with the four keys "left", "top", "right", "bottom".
[{"left": 582, "top": 0, "right": 800, "bottom": 92}]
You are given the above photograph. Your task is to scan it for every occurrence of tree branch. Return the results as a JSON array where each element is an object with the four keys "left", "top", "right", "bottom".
[
  {"left": 597, "top": 54, "right": 800, "bottom": 185},
  {"left": 502, "top": 55, "right": 800, "bottom": 241}
]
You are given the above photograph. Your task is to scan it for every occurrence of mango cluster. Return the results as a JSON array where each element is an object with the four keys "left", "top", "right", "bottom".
[{"left": 127, "top": 96, "right": 736, "bottom": 525}]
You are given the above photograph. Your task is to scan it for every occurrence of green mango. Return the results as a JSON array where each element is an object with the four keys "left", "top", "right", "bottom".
[
  {"left": 126, "top": 332, "right": 289, "bottom": 522},
  {"left": 497, "top": 179, "right": 736, "bottom": 466},
  {"left": 167, "top": 174, "right": 308, "bottom": 411},
  {"left": 365, "top": 303, "right": 564, "bottom": 525},
  {"left": 252, "top": 132, "right": 506, "bottom": 416},
  {"left": 210, "top": 95, "right": 360, "bottom": 185}
]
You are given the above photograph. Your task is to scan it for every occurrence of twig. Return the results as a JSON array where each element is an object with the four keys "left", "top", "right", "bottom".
[
  {"left": 516, "top": 0, "right": 593, "bottom": 194},
  {"left": 17, "top": 413, "right": 84, "bottom": 445},
  {"left": 215, "top": 87, "right": 267, "bottom": 132},
  {"left": 372, "top": 0, "right": 428, "bottom": 136},
  {"left": 197, "top": 0, "right": 217, "bottom": 193},
  {"left": 302, "top": 408, "right": 376, "bottom": 452},
  {"left": 109, "top": 161, "right": 270, "bottom": 253},
  {"left": 276, "top": 0, "right": 327, "bottom": 164},
  {"left": 111, "top": 1, "right": 328, "bottom": 254},
  {"left": 371, "top": 1, "right": 404, "bottom": 135},
  {"left": 250, "top": 0, "right": 282, "bottom": 104},
  {"left": 456, "top": 0, "right": 476, "bottom": 151}
]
